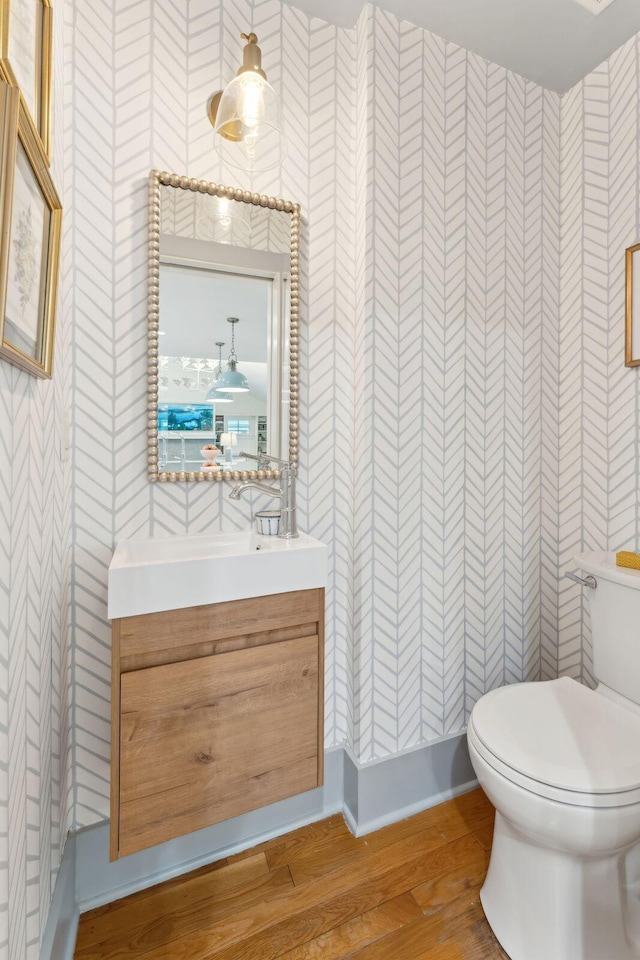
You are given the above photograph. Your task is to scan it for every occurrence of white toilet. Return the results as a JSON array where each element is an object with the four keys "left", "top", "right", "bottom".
[{"left": 468, "top": 551, "right": 640, "bottom": 960}]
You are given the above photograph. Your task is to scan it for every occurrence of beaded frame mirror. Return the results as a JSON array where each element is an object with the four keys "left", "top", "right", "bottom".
[{"left": 147, "top": 169, "right": 300, "bottom": 483}]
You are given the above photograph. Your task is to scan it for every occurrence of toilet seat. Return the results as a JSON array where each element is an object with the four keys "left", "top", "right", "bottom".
[{"left": 469, "top": 676, "right": 640, "bottom": 808}]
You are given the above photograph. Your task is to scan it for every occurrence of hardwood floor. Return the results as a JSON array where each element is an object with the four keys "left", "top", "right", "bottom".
[{"left": 75, "top": 788, "right": 509, "bottom": 960}]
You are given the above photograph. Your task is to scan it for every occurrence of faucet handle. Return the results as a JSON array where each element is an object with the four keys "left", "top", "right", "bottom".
[
  {"left": 239, "top": 451, "right": 292, "bottom": 469},
  {"left": 238, "top": 451, "right": 271, "bottom": 467}
]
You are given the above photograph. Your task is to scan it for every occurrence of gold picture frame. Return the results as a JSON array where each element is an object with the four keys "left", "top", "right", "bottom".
[
  {"left": 0, "top": 0, "right": 52, "bottom": 163},
  {"left": 625, "top": 243, "right": 640, "bottom": 368},
  {"left": 0, "top": 80, "right": 18, "bottom": 317},
  {"left": 0, "top": 90, "right": 60, "bottom": 378}
]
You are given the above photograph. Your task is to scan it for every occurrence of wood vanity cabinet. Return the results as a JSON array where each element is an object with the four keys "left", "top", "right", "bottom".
[{"left": 110, "top": 588, "right": 324, "bottom": 859}]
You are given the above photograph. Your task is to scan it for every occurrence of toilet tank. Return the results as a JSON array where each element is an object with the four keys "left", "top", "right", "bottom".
[{"left": 573, "top": 552, "right": 640, "bottom": 705}]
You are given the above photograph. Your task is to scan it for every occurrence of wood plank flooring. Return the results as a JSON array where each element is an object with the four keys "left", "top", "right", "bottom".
[{"left": 75, "top": 788, "right": 508, "bottom": 960}]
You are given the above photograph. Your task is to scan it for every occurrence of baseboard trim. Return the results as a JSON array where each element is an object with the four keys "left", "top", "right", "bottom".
[
  {"left": 43, "top": 730, "right": 476, "bottom": 956},
  {"left": 343, "top": 730, "right": 477, "bottom": 836},
  {"left": 39, "top": 835, "right": 78, "bottom": 960}
]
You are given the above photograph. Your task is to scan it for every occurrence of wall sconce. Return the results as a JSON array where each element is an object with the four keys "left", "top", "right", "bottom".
[{"left": 208, "top": 32, "right": 286, "bottom": 173}]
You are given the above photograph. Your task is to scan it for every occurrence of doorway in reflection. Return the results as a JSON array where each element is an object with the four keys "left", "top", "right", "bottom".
[{"left": 157, "top": 264, "right": 276, "bottom": 473}]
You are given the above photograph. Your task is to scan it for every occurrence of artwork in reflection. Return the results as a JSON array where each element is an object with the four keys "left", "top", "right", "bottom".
[
  {"left": 158, "top": 404, "right": 214, "bottom": 431},
  {"left": 157, "top": 186, "right": 290, "bottom": 475}
]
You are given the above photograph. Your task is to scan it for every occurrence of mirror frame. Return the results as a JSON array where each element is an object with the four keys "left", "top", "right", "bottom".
[{"left": 147, "top": 169, "right": 300, "bottom": 483}]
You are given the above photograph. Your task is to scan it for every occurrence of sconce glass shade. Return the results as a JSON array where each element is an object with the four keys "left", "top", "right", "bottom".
[
  {"left": 196, "top": 194, "right": 251, "bottom": 247},
  {"left": 216, "top": 360, "right": 250, "bottom": 393},
  {"left": 214, "top": 73, "right": 286, "bottom": 172},
  {"left": 205, "top": 382, "right": 233, "bottom": 403}
]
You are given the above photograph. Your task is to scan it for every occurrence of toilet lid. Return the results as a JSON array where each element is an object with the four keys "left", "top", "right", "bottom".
[{"left": 471, "top": 677, "right": 640, "bottom": 795}]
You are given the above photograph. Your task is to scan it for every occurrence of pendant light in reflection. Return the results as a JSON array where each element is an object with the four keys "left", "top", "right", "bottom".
[
  {"left": 216, "top": 318, "right": 250, "bottom": 393},
  {"left": 205, "top": 341, "right": 234, "bottom": 403}
]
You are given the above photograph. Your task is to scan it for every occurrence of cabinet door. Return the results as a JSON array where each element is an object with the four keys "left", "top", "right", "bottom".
[{"left": 117, "top": 634, "right": 319, "bottom": 857}]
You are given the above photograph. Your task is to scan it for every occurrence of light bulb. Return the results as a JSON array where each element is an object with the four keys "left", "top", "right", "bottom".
[
  {"left": 237, "top": 74, "right": 265, "bottom": 136},
  {"left": 217, "top": 197, "right": 231, "bottom": 228}
]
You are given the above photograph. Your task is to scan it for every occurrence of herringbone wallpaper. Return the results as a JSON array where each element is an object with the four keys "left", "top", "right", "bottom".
[
  {"left": 0, "top": 0, "right": 637, "bottom": 955},
  {"left": 558, "top": 34, "right": 640, "bottom": 685},
  {"left": 69, "top": 0, "right": 359, "bottom": 827},
  {"left": 0, "top": 0, "right": 73, "bottom": 956},
  {"left": 351, "top": 7, "right": 562, "bottom": 760},
  {"left": 68, "top": 0, "right": 564, "bottom": 823},
  {"left": 67, "top": 0, "right": 639, "bottom": 830}
]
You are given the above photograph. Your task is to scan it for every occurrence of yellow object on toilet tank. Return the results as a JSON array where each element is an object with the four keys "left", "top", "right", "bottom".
[{"left": 616, "top": 551, "right": 640, "bottom": 570}]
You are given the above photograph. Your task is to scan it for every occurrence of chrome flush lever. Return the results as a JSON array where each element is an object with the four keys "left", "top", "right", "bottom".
[{"left": 564, "top": 572, "right": 597, "bottom": 589}]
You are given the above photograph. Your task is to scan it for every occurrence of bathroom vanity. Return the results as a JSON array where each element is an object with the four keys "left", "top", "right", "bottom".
[
  {"left": 108, "top": 532, "right": 327, "bottom": 860},
  {"left": 104, "top": 173, "right": 328, "bottom": 860}
]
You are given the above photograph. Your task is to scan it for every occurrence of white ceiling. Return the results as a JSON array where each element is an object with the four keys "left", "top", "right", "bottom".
[
  {"left": 159, "top": 263, "right": 270, "bottom": 361},
  {"left": 286, "top": 0, "right": 640, "bottom": 92}
]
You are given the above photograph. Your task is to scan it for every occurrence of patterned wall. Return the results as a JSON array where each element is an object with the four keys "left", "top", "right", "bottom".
[
  {"left": 0, "top": 0, "right": 73, "bottom": 956},
  {"left": 351, "top": 7, "right": 561, "bottom": 760},
  {"left": 558, "top": 35, "right": 640, "bottom": 684},
  {"left": 70, "top": 0, "right": 358, "bottom": 827},
  {"left": 0, "top": 0, "right": 635, "bottom": 953},
  {"left": 67, "top": 0, "right": 640, "bottom": 832},
  {"left": 68, "top": 0, "right": 564, "bottom": 826}
]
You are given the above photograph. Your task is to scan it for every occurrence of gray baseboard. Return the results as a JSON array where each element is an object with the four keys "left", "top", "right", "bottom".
[
  {"left": 42, "top": 732, "right": 477, "bottom": 956},
  {"left": 343, "top": 730, "right": 476, "bottom": 836},
  {"left": 39, "top": 836, "right": 78, "bottom": 960}
]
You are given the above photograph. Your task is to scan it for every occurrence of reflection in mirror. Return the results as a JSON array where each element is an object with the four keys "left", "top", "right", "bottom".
[{"left": 147, "top": 172, "right": 300, "bottom": 482}]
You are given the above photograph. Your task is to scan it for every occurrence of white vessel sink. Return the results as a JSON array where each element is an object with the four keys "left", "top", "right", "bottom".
[{"left": 108, "top": 530, "right": 328, "bottom": 619}]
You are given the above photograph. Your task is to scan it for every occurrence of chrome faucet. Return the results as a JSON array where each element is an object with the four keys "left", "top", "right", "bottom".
[{"left": 229, "top": 453, "right": 298, "bottom": 539}]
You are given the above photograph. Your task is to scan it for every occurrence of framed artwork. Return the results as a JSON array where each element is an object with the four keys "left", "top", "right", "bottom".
[
  {"left": 0, "top": 80, "right": 17, "bottom": 317},
  {"left": 625, "top": 243, "right": 640, "bottom": 368},
  {"left": 0, "top": 0, "right": 52, "bottom": 163},
  {"left": 0, "top": 92, "right": 60, "bottom": 378}
]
